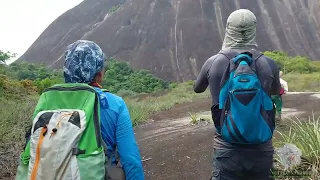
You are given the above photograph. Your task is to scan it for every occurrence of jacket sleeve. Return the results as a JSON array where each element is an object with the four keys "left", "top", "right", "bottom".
[
  {"left": 116, "top": 100, "right": 144, "bottom": 180},
  {"left": 193, "top": 57, "right": 214, "bottom": 93}
]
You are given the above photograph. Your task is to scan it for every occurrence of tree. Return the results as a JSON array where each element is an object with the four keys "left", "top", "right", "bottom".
[{"left": 0, "top": 50, "right": 16, "bottom": 63}]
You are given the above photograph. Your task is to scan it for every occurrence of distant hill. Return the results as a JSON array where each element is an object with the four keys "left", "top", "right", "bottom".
[{"left": 19, "top": 0, "right": 320, "bottom": 81}]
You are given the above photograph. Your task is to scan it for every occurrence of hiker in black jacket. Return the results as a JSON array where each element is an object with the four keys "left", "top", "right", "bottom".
[{"left": 194, "top": 9, "right": 281, "bottom": 180}]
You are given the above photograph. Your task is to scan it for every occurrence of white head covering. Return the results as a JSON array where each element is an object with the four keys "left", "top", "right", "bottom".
[{"left": 222, "top": 9, "right": 258, "bottom": 49}]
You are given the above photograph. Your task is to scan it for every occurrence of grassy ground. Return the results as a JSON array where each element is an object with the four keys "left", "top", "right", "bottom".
[
  {"left": 283, "top": 73, "right": 320, "bottom": 92},
  {"left": 0, "top": 96, "right": 38, "bottom": 178},
  {"left": 125, "top": 80, "right": 210, "bottom": 125}
]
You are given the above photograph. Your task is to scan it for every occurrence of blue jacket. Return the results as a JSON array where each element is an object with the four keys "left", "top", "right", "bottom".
[{"left": 94, "top": 87, "right": 144, "bottom": 180}]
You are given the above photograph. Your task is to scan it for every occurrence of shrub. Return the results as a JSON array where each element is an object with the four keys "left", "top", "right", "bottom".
[
  {"left": 274, "top": 115, "right": 320, "bottom": 178},
  {"left": 169, "top": 82, "right": 178, "bottom": 89},
  {"left": 109, "top": 5, "right": 121, "bottom": 13},
  {"left": 189, "top": 112, "right": 199, "bottom": 125},
  {"left": 20, "top": 79, "right": 38, "bottom": 94},
  {"left": 34, "top": 77, "right": 63, "bottom": 93},
  {"left": 116, "top": 89, "right": 137, "bottom": 98},
  {"left": 264, "top": 51, "right": 320, "bottom": 74},
  {"left": 102, "top": 58, "right": 168, "bottom": 93},
  {"left": 125, "top": 82, "right": 210, "bottom": 125},
  {"left": 0, "top": 96, "right": 38, "bottom": 177}
]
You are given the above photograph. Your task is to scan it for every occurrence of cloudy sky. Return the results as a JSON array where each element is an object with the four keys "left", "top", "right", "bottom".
[{"left": 0, "top": 0, "right": 83, "bottom": 60}]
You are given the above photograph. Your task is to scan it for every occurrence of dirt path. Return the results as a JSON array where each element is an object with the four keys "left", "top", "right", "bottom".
[{"left": 135, "top": 93, "right": 320, "bottom": 180}]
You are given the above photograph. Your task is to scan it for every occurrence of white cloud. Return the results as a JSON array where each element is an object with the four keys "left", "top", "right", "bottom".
[{"left": 0, "top": 0, "right": 83, "bottom": 60}]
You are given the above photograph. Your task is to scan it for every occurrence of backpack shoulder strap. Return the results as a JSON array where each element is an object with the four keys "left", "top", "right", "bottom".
[
  {"left": 248, "top": 49, "right": 263, "bottom": 61},
  {"left": 249, "top": 50, "right": 271, "bottom": 74},
  {"left": 226, "top": 49, "right": 265, "bottom": 75},
  {"left": 218, "top": 49, "right": 239, "bottom": 88},
  {"left": 218, "top": 49, "right": 239, "bottom": 61},
  {"left": 218, "top": 49, "right": 256, "bottom": 71},
  {"left": 250, "top": 50, "right": 275, "bottom": 95},
  {"left": 217, "top": 48, "right": 265, "bottom": 88}
]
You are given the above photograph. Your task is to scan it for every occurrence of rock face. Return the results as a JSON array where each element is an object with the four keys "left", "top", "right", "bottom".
[{"left": 19, "top": 0, "right": 320, "bottom": 81}]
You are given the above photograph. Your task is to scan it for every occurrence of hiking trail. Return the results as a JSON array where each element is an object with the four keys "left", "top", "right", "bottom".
[{"left": 135, "top": 93, "right": 320, "bottom": 180}]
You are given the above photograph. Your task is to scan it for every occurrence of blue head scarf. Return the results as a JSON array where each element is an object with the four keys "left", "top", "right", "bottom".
[{"left": 63, "top": 40, "right": 106, "bottom": 83}]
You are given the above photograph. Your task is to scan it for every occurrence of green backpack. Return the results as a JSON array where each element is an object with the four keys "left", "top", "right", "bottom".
[{"left": 16, "top": 83, "right": 109, "bottom": 180}]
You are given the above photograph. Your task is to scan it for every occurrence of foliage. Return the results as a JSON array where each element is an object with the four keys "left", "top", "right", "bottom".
[
  {"left": 2, "top": 61, "right": 63, "bottom": 81},
  {"left": 0, "top": 96, "right": 38, "bottom": 178},
  {"left": 264, "top": 51, "right": 319, "bottom": 74},
  {"left": 0, "top": 74, "right": 38, "bottom": 99},
  {"left": 189, "top": 112, "right": 212, "bottom": 125},
  {"left": 109, "top": 4, "right": 121, "bottom": 13},
  {"left": 102, "top": 58, "right": 169, "bottom": 93},
  {"left": 274, "top": 115, "right": 320, "bottom": 178},
  {"left": 0, "top": 58, "right": 168, "bottom": 95},
  {"left": 189, "top": 112, "right": 200, "bottom": 125},
  {"left": 169, "top": 82, "right": 178, "bottom": 89},
  {"left": 0, "top": 97, "right": 37, "bottom": 144},
  {"left": 0, "top": 50, "right": 16, "bottom": 63},
  {"left": 125, "top": 81, "right": 210, "bottom": 125},
  {"left": 116, "top": 89, "right": 137, "bottom": 98},
  {"left": 263, "top": 51, "right": 320, "bottom": 92},
  {"left": 109, "top": 0, "right": 126, "bottom": 13},
  {"left": 199, "top": 114, "right": 213, "bottom": 123},
  {"left": 0, "top": 61, "right": 64, "bottom": 94},
  {"left": 34, "top": 77, "right": 64, "bottom": 93}
]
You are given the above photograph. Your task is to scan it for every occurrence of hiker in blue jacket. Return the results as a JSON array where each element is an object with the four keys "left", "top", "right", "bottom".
[
  {"left": 63, "top": 40, "right": 145, "bottom": 180},
  {"left": 194, "top": 9, "right": 281, "bottom": 180}
]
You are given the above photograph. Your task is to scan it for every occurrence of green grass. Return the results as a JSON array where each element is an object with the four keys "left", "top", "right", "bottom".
[
  {"left": 283, "top": 73, "right": 320, "bottom": 92},
  {"left": 198, "top": 114, "right": 213, "bottom": 123},
  {"left": 125, "top": 81, "right": 210, "bottom": 125},
  {"left": 0, "top": 96, "right": 38, "bottom": 177},
  {"left": 188, "top": 112, "right": 213, "bottom": 125},
  {"left": 273, "top": 115, "right": 320, "bottom": 178},
  {"left": 0, "top": 96, "right": 38, "bottom": 145},
  {"left": 189, "top": 112, "right": 200, "bottom": 125},
  {"left": 109, "top": 5, "right": 121, "bottom": 13}
]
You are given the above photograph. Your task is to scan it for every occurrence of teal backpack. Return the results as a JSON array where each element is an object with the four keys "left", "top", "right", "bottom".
[
  {"left": 16, "top": 83, "right": 109, "bottom": 180},
  {"left": 217, "top": 50, "right": 276, "bottom": 144}
]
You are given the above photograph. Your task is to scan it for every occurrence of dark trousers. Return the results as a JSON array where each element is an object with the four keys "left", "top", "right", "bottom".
[{"left": 210, "top": 149, "right": 274, "bottom": 180}]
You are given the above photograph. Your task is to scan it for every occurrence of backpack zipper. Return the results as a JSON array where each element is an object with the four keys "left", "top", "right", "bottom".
[
  {"left": 30, "top": 126, "right": 47, "bottom": 180},
  {"left": 231, "top": 88, "right": 258, "bottom": 93},
  {"left": 232, "top": 73, "right": 257, "bottom": 79},
  {"left": 224, "top": 96, "right": 231, "bottom": 116},
  {"left": 43, "top": 86, "right": 96, "bottom": 93}
]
